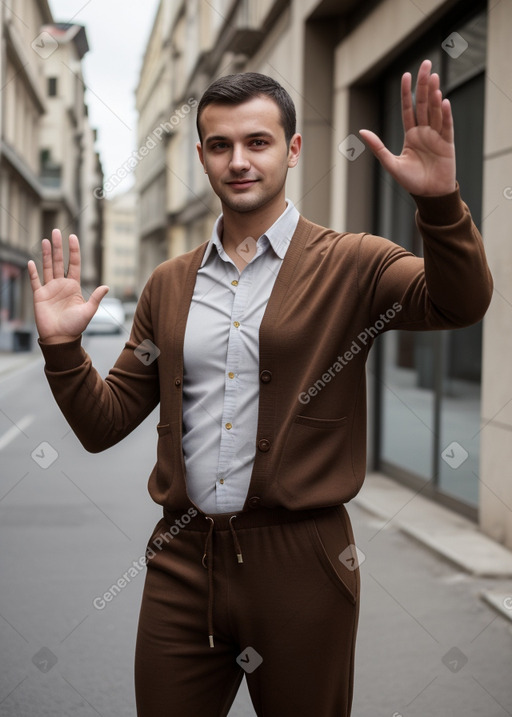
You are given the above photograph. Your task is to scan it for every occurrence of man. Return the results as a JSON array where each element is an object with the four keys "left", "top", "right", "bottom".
[{"left": 28, "top": 61, "right": 493, "bottom": 716}]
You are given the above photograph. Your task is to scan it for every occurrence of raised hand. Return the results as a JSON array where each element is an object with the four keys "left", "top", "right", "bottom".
[
  {"left": 27, "top": 229, "right": 109, "bottom": 344},
  {"left": 359, "top": 59, "right": 456, "bottom": 197}
]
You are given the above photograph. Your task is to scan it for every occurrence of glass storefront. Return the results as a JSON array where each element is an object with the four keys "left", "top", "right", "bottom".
[{"left": 374, "top": 8, "right": 487, "bottom": 517}]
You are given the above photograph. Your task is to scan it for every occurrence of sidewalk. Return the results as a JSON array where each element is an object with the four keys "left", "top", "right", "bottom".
[{"left": 354, "top": 472, "right": 512, "bottom": 623}]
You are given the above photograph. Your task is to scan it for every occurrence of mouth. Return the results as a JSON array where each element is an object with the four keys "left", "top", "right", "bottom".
[{"left": 227, "top": 179, "right": 259, "bottom": 190}]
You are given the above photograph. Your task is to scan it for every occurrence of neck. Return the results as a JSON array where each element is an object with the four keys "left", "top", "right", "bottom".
[{"left": 221, "top": 194, "right": 287, "bottom": 253}]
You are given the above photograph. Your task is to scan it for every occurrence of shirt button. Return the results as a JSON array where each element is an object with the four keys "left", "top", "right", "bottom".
[
  {"left": 228, "top": 372, "right": 235, "bottom": 379},
  {"left": 231, "top": 280, "right": 238, "bottom": 286},
  {"left": 233, "top": 321, "right": 240, "bottom": 328},
  {"left": 249, "top": 496, "right": 261, "bottom": 508},
  {"left": 225, "top": 423, "right": 233, "bottom": 430},
  {"left": 258, "top": 439, "right": 270, "bottom": 452},
  {"left": 260, "top": 370, "right": 272, "bottom": 383},
  {"left": 219, "top": 478, "right": 225, "bottom": 485}
]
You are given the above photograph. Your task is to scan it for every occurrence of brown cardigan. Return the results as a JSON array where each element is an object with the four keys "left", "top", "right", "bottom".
[{"left": 39, "top": 188, "right": 493, "bottom": 513}]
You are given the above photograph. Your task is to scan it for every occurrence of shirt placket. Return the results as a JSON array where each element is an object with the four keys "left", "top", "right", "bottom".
[{"left": 215, "top": 263, "right": 253, "bottom": 511}]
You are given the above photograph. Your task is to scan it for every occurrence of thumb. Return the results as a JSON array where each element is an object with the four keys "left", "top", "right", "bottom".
[
  {"left": 359, "top": 129, "right": 395, "bottom": 168},
  {"left": 87, "top": 285, "right": 110, "bottom": 313}
]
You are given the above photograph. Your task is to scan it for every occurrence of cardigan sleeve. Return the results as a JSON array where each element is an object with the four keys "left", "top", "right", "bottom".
[
  {"left": 357, "top": 185, "right": 493, "bottom": 330},
  {"left": 38, "top": 273, "right": 160, "bottom": 453}
]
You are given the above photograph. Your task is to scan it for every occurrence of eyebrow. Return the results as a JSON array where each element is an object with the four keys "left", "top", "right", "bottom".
[{"left": 204, "top": 131, "right": 275, "bottom": 144}]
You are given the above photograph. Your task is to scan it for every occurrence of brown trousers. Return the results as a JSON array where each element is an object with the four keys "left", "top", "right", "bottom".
[{"left": 134, "top": 504, "right": 360, "bottom": 716}]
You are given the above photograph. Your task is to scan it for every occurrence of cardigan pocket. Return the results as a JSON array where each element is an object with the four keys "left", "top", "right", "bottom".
[
  {"left": 277, "top": 415, "right": 349, "bottom": 499},
  {"left": 293, "top": 415, "right": 347, "bottom": 429}
]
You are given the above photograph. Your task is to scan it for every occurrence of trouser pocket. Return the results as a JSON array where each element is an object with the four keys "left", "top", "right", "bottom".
[{"left": 306, "top": 505, "right": 360, "bottom": 605}]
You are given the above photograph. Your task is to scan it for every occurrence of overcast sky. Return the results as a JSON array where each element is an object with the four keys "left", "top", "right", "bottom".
[{"left": 48, "top": 0, "right": 160, "bottom": 195}]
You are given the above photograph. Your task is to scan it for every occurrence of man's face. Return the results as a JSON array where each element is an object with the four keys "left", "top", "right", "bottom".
[{"left": 197, "top": 95, "right": 301, "bottom": 214}]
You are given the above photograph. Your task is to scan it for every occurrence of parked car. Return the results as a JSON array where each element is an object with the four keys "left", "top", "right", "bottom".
[
  {"left": 84, "top": 297, "right": 126, "bottom": 335},
  {"left": 122, "top": 300, "right": 138, "bottom": 320}
]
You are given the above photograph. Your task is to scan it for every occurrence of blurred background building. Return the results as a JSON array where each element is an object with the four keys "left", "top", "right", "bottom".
[
  {"left": 102, "top": 189, "right": 138, "bottom": 301},
  {"left": 134, "top": 0, "right": 512, "bottom": 550},
  {"left": 0, "top": 0, "right": 103, "bottom": 350}
]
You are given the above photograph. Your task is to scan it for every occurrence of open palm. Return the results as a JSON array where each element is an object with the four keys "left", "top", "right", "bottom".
[
  {"left": 28, "top": 229, "right": 109, "bottom": 343},
  {"left": 359, "top": 59, "right": 456, "bottom": 197}
]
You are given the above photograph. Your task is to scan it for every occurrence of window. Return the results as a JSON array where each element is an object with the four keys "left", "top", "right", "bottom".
[{"left": 374, "top": 7, "right": 487, "bottom": 517}]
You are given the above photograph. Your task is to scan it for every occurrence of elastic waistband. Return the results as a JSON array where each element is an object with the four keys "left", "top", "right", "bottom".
[
  {"left": 163, "top": 504, "right": 340, "bottom": 533},
  {"left": 162, "top": 503, "right": 342, "bottom": 649}
]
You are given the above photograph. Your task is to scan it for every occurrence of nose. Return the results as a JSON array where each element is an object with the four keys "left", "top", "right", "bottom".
[{"left": 229, "top": 144, "right": 250, "bottom": 173}]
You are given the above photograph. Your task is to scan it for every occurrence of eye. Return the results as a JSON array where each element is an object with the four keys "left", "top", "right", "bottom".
[
  {"left": 250, "top": 139, "right": 268, "bottom": 147},
  {"left": 210, "top": 142, "right": 229, "bottom": 151}
]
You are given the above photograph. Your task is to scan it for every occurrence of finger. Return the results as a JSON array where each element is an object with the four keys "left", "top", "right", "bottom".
[
  {"left": 27, "top": 260, "right": 42, "bottom": 292},
  {"left": 401, "top": 72, "right": 415, "bottom": 132},
  {"left": 414, "top": 59, "right": 432, "bottom": 126},
  {"left": 67, "top": 234, "right": 81, "bottom": 282},
  {"left": 52, "top": 228, "right": 65, "bottom": 278},
  {"left": 42, "top": 237, "right": 54, "bottom": 285},
  {"left": 441, "top": 98, "right": 454, "bottom": 145},
  {"left": 428, "top": 74, "right": 443, "bottom": 134}
]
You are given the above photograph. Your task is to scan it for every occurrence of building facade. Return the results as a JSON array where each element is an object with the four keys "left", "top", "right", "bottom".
[
  {"left": 136, "top": 0, "right": 512, "bottom": 549},
  {"left": 0, "top": 0, "right": 52, "bottom": 350},
  {"left": 38, "top": 22, "right": 103, "bottom": 295},
  {"left": 135, "top": 0, "right": 178, "bottom": 289},
  {"left": 102, "top": 190, "right": 138, "bottom": 301},
  {"left": 0, "top": 3, "right": 103, "bottom": 349}
]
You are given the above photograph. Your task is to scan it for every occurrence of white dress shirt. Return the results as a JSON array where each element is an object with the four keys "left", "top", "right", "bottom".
[{"left": 182, "top": 200, "right": 300, "bottom": 513}]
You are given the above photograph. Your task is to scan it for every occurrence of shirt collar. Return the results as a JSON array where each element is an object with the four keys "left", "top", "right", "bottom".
[{"left": 200, "top": 199, "right": 300, "bottom": 267}]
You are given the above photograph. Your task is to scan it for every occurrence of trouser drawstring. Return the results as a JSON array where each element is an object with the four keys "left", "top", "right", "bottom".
[
  {"left": 202, "top": 514, "right": 244, "bottom": 648},
  {"left": 229, "top": 515, "right": 244, "bottom": 564},
  {"left": 202, "top": 517, "right": 215, "bottom": 648}
]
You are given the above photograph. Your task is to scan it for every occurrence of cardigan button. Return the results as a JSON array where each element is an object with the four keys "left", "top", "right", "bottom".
[
  {"left": 259, "top": 370, "right": 272, "bottom": 383},
  {"left": 174, "top": 378, "right": 181, "bottom": 387},
  {"left": 248, "top": 496, "right": 261, "bottom": 508},
  {"left": 258, "top": 439, "right": 271, "bottom": 452}
]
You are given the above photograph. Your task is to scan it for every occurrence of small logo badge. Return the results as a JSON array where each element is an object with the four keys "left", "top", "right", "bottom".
[
  {"left": 236, "top": 646, "right": 263, "bottom": 673},
  {"left": 31, "top": 31, "right": 59, "bottom": 59},
  {"left": 31, "top": 442, "right": 59, "bottom": 469}
]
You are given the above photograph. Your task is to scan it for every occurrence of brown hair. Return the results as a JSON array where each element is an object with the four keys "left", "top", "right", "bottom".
[{"left": 196, "top": 72, "right": 296, "bottom": 146}]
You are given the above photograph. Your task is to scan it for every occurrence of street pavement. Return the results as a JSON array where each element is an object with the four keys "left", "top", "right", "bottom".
[{"left": 1, "top": 333, "right": 511, "bottom": 716}]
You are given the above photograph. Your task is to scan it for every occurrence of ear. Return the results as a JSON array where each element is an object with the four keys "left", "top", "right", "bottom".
[
  {"left": 287, "top": 133, "right": 302, "bottom": 168},
  {"left": 196, "top": 142, "right": 206, "bottom": 172}
]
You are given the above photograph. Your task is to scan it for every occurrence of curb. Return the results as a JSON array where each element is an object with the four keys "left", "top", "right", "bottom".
[{"left": 353, "top": 472, "right": 512, "bottom": 578}]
